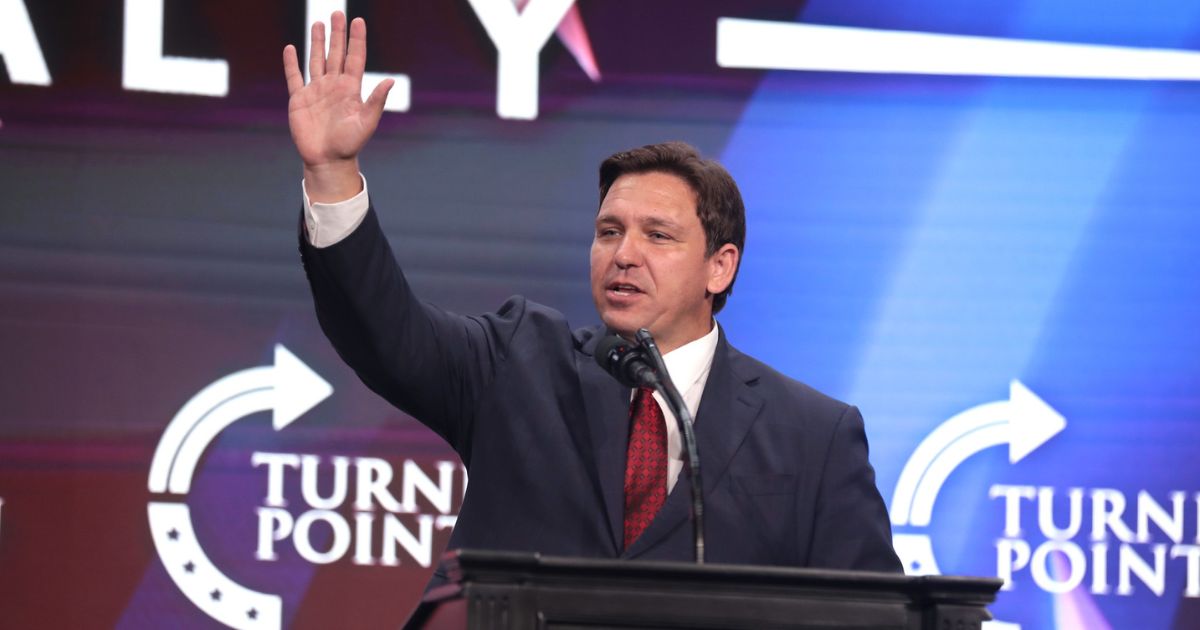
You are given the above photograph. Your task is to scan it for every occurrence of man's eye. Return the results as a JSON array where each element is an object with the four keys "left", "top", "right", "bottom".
[
  {"left": 650, "top": 232, "right": 671, "bottom": 240},
  {"left": 598, "top": 228, "right": 620, "bottom": 237}
]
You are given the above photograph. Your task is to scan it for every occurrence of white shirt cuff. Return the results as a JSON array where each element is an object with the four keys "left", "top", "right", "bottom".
[{"left": 302, "top": 174, "right": 370, "bottom": 248}]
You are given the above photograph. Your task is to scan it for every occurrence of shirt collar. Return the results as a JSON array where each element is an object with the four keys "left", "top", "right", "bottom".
[{"left": 660, "top": 321, "right": 720, "bottom": 394}]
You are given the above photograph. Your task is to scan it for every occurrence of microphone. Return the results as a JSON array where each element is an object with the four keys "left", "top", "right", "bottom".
[{"left": 594, "top": 335, "right": 660, "bottom": 388}]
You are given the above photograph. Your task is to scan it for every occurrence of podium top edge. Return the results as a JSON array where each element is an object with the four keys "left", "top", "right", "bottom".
[{"left": 438, "top": 548, "right": 1003, "bottom": 598}]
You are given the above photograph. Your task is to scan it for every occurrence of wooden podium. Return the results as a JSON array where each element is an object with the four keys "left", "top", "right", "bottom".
[{"left": 407, "top": 550, "right": 1002, "bottom": 629}]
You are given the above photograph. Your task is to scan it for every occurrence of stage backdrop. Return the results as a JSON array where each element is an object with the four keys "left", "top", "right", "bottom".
[{"left": 3, "top": 1, "right": 1200, "bottom": 628}]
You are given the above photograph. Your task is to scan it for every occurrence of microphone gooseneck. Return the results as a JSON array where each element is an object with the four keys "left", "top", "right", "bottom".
[
  {"left": 594, "top": 331, "right": 706, "bottom": 564},
  {"left": 635, "top": 328, "right": 705, "bottom": 565}
]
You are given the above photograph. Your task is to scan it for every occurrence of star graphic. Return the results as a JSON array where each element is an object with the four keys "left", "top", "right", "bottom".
[
  {"left": 167, "top": 528, "right": 179, "bottom": 541},
  {"left": 184, "top": 561, "right": 195, "bottom": 573},
  {"left": 247, "top": 608, "right": 258, "bottom": 620},
  {"left": 210, "top": 589, "right": 222, "bottom": 602}
]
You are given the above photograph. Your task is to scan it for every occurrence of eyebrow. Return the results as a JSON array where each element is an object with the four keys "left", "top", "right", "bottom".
[
  {"left": 641, "top": 216, "right": 683, "bottom": 232},
  {"left": 594, "top": 214, "right": 683, "bottom": 232}
]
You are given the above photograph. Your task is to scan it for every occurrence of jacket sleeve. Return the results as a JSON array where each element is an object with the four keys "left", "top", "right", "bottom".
[
  {"left": 808, "top": 405, "right": 904, "bottom": 573},
  {"left": 298, "top": 204, "right": 523, "bottom": 456}
]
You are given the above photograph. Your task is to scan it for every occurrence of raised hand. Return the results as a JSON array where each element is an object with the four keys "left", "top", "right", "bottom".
[{"left": 283, "top": 11, "right": 393, "bottom": 202}]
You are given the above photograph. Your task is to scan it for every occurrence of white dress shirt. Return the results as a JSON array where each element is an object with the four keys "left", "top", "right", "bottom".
[
  {"left": 652, "top": 323, "right": 719, "bottom": 492},
  {"left": 302, "top": 176, "right": 370, "bottom": 248},
  {"left": 303, "top": 177, "right": 720, "bottom": 491}
]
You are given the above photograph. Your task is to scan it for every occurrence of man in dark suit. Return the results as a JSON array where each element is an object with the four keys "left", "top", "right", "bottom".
[{"left": 284, "top": 12, "right": 902, "bottom": 590}]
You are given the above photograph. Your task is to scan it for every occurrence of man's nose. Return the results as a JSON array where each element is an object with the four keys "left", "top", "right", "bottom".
[{"left": 613, "top": 235, "right": 642, "bottom": 268}]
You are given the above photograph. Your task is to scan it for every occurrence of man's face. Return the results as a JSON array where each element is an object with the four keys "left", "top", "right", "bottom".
[{"left": 590, "top": 171, "right": 737, "bottom": 354}]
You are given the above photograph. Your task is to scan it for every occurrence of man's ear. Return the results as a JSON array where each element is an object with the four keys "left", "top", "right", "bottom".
[{"left": 706, "top": 243, "right": 740, "bottom": 296}]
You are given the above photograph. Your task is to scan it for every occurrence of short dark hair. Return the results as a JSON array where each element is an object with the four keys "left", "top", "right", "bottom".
[{"left": 598, "top": 141, "right": 746, "bottom": 314}]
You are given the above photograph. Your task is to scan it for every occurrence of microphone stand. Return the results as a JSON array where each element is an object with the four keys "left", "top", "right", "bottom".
[{"left": 635, "top": 328, "right": 705, "bottom": 564}]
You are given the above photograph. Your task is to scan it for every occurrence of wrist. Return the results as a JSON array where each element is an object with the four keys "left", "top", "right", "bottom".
[{"left": 303, "top": 160, "right": 363, "bottom": 203}]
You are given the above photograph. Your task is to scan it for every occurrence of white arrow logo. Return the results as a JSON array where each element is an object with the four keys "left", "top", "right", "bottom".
[
  {"left": 890, "top": 380, "right": 1066, "bottom": 576},
  {"left": 147, "top": 345, "right": 332, "bottom": 630}
]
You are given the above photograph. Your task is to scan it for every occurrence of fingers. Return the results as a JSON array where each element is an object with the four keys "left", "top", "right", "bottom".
[
  {"left": 308, "top": 21, "right": 325, "bottom": 78},
  {"left": 327, "top": 11, "right": 348, "bottom": 75},
  {"left": 364, "top": 78, "right": 395, "bottom": 117},
  {"left": 283, "top": 45, "right": 304, "bottom": 95},
  {"left": 343, "top": 17, "right": 367, "bottom": 78}
]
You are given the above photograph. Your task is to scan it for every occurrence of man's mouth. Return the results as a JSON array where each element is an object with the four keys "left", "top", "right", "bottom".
[{"left": 607, "top": 282, "right": 642, "bottom": 297}]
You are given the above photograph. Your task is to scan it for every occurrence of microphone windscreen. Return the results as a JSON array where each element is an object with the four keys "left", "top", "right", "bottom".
[{"left": 594, "top": 335, "right": 639, "bottom": 387}]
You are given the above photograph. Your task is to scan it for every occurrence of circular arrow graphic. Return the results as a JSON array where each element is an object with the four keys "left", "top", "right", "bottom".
[
  {"left": 891, "top": 379, "right": 1066, "bottom": 528},
  {"left": 149, "top": 345, "right": 332, "bottom": 494},
  {"left": 889, "top": 380, "right": 1066, "bottom": 577},
  {"left": 147, "top": 344, "right": 332, "bottom": 630}
]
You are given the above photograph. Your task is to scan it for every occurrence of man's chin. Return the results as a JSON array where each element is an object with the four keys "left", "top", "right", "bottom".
[{"left": 599, "top": 313, "right": 646, "bottom": 339}]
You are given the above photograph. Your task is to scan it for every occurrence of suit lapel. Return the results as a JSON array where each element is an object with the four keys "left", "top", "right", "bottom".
[
  {"left": 624, "top": 328, "right": 764, "bottom": 558},
  {"left": 576, "top": 330, "right": 630, "bottom": 555}
]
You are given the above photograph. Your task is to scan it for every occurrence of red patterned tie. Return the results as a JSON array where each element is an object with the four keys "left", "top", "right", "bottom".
[{"left": 623, "top": 386, "right": 668, "bottom": 549}]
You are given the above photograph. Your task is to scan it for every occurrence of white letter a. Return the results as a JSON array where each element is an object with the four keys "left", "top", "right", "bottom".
[{"left": 0, "top": 0, "right": 51, "bottom": 85}]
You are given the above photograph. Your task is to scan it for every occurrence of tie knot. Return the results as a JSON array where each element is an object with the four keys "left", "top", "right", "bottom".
[{"left": 634, "top": 387, "right": 661, "bottom": 417}]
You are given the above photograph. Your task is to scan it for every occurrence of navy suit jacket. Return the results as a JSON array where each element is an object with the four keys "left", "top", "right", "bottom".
[{"left": 300, "top": 207, "right": 902, "bottom": 588}]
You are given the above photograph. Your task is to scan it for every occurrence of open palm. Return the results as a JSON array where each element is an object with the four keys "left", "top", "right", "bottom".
[{"left": 283, "top": 12, "right": 392, "bottom": 169}]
